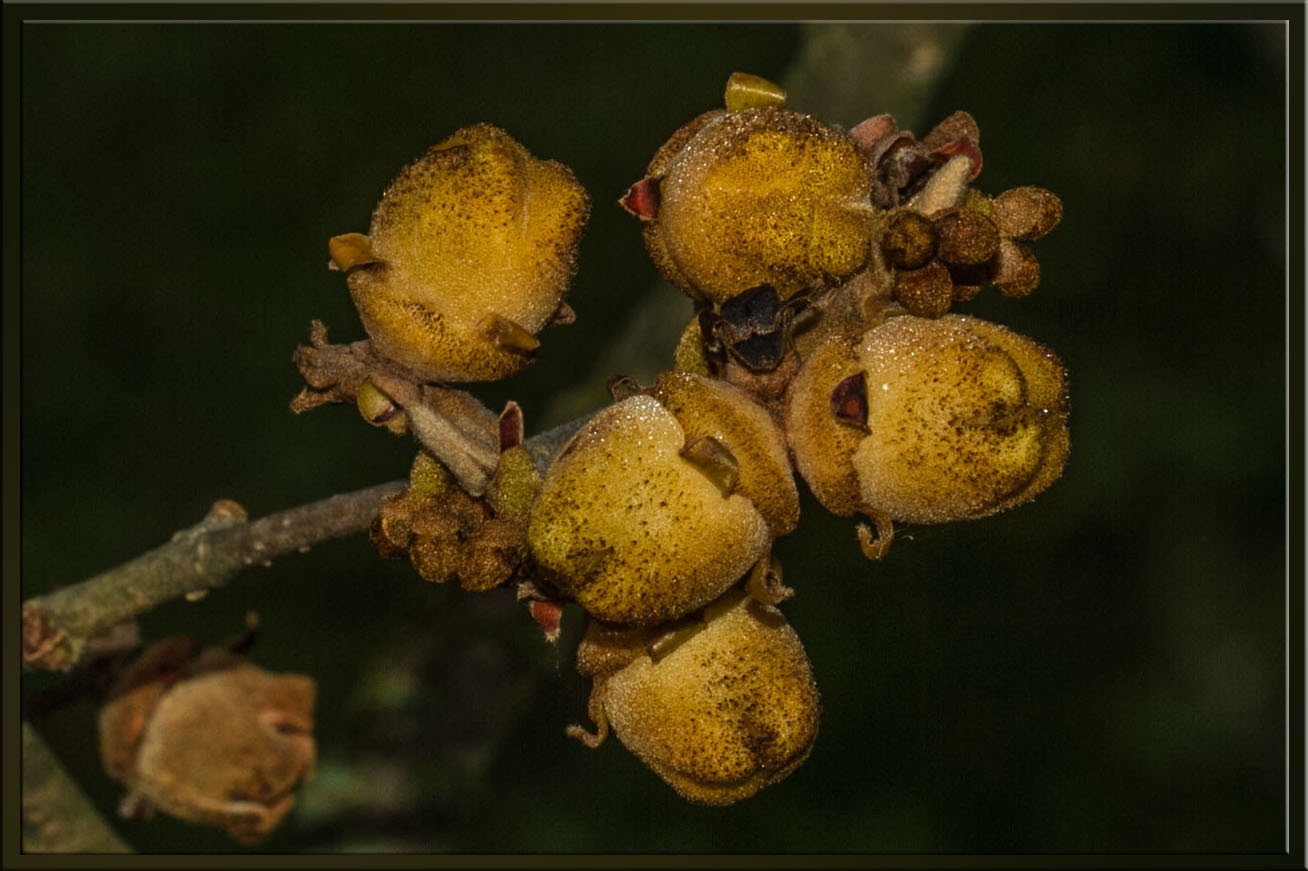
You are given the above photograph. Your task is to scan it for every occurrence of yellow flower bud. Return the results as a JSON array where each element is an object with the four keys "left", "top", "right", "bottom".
[
  {"left": 648, "top": 371, "right": 798, "bottom": 537},
  {"left": 572, "top": 587, "right": 819, "bottom": 805},
  {"left": 786, "top": 314, "right": 1069, "bottom": 526},
  {"left": 636, "top": 105, "right": 874, "bottom": 304},
  {"left": 528, "top": 373, "right": 795, "bottom": 625},
  {"left": 338, "top": 124, "right": 589, "bottom": 382}
]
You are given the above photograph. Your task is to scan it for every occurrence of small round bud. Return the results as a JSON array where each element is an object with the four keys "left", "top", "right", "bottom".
[
  {"left": 638, "top": 106, "right": 874, "bottom": 304},
  {"left": 990, "top": 186, "right": 1063, "bottom": 241},
  {"left": 892, "top": 261, "right": 954, "bottom": 319},
  {"left": 355, "top": 380, "right": 402, "bottom": 425},
  {"left": 952, "top": 281, "right": 984, "bottom": 303},
  {"left": 881, "top": 210, "right": 938, "bottom": 270},
  {"left": 992, "top": 238, "right": 1041, "bottom": 298},
  {"left": 578, "top": 587, "right": 819, "bottom": 805},
  {"left": 933, "top": 208, "right": 1000, "bottom": 266},
  {"left": 342, "top": 124, "right": 589, "bottom": 382}
]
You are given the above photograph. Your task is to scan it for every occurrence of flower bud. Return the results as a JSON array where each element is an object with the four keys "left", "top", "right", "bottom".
[
  {"left": 785, "top": 314, "right": 1069, "bottom": 526},
  {"left": 992, "top": 238, "right": 1041, "bottom": 298},
  {"left": 990, "top": 185, "right": 1063, "bottom": 241},
  {"left": 528, "top": 373, "right": 796, "bottom": 624},
  {"left": 572, "top": 587, "right": 819, "bottom": 805},
  {"left": 933, "top": 208, "right": 1000, "bottom": 266},
  {"left": 634, "top": 99, "right": 874, "bottom": 304},
  {"left": 880, "top": 211, "right": 937, "bottom": 270},
  {"left": 98, "top": 640, "right": 316, "bottom": 843},
  {"left": 892, "top": 261, "right": 954, "bottom": 319},
  {"left": 372, "top": 446, "right": 534, "bottom": 593},
  {"left": 338, "top": 124, "right": 589, "bottom": 382}
]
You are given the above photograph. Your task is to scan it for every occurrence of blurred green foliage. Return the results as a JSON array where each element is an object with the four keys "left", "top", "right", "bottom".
[{"left": 20, "top": 21, "right": 1287, "bottom": 853}]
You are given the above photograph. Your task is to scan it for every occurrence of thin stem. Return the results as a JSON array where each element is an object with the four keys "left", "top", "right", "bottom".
[
  {"left": 22, "top": 482, "right": 405, "bottom": 672},
  {"left": 21, "top": 410, "right": 600, "bottom": 674},
  {"left": 22, "top": 722, "right": 131, "bottom": 853}
]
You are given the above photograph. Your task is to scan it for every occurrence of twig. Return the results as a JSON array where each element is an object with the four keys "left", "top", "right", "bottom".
[
  {"left": 291, "top": 321, "right": 502, "bottom": 495},
  {"left": 21, "top": 721, "right": 131, "bottom": 853},
  {"left": 21, "top": 409, "right": 598, "bottom": 674},
  {"left": 21, "top": 483, "right": 405, "bottom": 672}
]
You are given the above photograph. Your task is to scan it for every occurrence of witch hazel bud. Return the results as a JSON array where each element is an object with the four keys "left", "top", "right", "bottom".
[
  {"left": 785, "top": 314, "right": 1069, "bottom": 554},
  {"left": 98, "top": 640, "right": 316, "bottom": 843},
  {"left": 569, "top": 586, "right": 819, "bottom": 806},
  {"left": 629, "top": 73, "right": 875, "bottom": 304},
  {"left": 527, "top": 372, "right": 797, "bottom": 625},
  {"left": 990, "top": 185, "right": 1063, "bottom": 241},
  {"left": 335, "top": 124, "right": 590, "bottom": 382},
  {"left": 992, "top": 239, "right": 1041, "bottom": 298}
]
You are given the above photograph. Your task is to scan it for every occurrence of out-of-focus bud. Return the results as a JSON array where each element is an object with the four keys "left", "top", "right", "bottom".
[
  {"left": 569, "top": 587, "right": 819, "bottom": 805},
  {"left": 98, "top": 640, "right": 316, "bottom": 843},
  {"left": 880, "top": 211, "right": 938, "bottom": 271},
  {"left": 933, "top": 208, "right": 1000, "bottom": 267},
  {"left": 892, "top": 261, "right": 954, "bottom": 319},
  {"left": 336, "top": 124, "right": 589, "bottom": 383},
  {"left": 992, "top": 239, "right": 1041, "bottom": 298}
]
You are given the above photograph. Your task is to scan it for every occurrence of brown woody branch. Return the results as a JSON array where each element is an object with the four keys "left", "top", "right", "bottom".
[
  {"left": 21, "top": 483, "right": 405, "bottom": 672},
  {"left": 20, "top": 408, "right": 593, "bottom": 674}
]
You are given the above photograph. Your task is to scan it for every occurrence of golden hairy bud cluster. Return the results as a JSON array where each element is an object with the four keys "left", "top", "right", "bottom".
[
  {"left": 884, "top": 186, "right": 1063, "bottom": 317},
  {"left": 308, "top": 72, "right": 1071, "bottom": 811},
  {"left": 97, "top": 638, "right": 316, "bottom": 843},
  {"left": 530, "top": 367, "right": 820, "bottom": 804},
  {"left": 785, "top": 314, "right": 1070, "bottom": 526},
  {"left": 333, "top": 124, "right": 590, "bottom": 383},
  {"left": 372, "top": 446, "right": 540, "bottom": 592},
  {"left": 571, "top": 588, "right": 819, "bottom": 805}
]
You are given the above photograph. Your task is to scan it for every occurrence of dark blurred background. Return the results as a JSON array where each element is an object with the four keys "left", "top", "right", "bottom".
[{"left": 20, "top": 21, "right": 1288, "bottom": 853}]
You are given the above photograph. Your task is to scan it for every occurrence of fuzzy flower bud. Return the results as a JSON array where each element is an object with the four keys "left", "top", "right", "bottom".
[
  {"left": 785, "top": 314, "right": 1069, "bottom": 527},
  {"left": 628, "top": 77, "right": 874, "bottom": 304},
  {"left": 571, "top": 587, "right": 819, "bottom": 805},
  {"left": 528, "top": 372, "right": 797, "bottom": 625},
  {"left": 335, "top": 124, "right": 589, "bottom": 382}
]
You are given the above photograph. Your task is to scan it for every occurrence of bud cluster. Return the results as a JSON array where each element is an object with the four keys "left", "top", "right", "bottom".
[{"left": 292, "top": 71, "right": 1071, "bottom": 813}]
